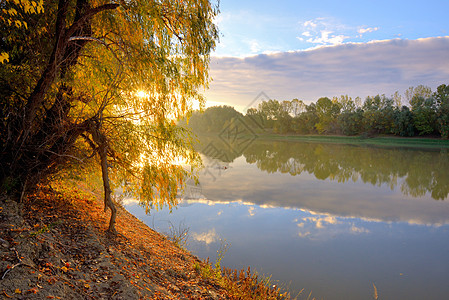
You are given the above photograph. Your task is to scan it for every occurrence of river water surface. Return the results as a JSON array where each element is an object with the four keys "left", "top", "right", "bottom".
[{"left": 125, "top": 139, "right": 449, "bottom": 299}]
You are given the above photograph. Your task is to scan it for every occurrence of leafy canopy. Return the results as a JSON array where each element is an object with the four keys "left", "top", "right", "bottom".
[{"left": 0, "top": 0, "right": 219, "bottom": 231}]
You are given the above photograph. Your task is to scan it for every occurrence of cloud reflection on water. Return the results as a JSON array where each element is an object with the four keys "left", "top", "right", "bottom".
[
  {"left": 187, "top": 139, "right": 449, "bottom": 227},
  {"left": 192, "top": 228, "right": 219, "bottom": 244}
]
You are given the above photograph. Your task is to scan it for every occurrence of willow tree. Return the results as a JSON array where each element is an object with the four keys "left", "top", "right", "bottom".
[{"left": 0, "top": 0, "right": 219, "bottom": 232}]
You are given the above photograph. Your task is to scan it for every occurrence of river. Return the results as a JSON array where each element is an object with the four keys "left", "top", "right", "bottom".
[{"left": 125, "top": 138, "right": 449, "bottom": 299}]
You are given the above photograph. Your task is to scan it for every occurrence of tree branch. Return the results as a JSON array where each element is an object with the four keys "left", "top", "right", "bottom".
[
  {"left": 66, "top": 3, "right": 120, "bottom": 38},
  {"left": 68, "top": 36, "right": 107, "bottom": 45}
]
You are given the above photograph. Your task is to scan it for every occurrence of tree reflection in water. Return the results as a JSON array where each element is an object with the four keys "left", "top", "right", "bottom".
[{"left": 196, "top": 137, "right": 449, "bottom": 201}]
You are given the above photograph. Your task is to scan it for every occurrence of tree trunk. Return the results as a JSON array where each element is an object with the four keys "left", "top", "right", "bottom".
[
  {"left": 90, "top": 121, "right": 116, "bottom": 233},
  {"left": 99, "top": 141, "right": 117, "bottom": 233}
]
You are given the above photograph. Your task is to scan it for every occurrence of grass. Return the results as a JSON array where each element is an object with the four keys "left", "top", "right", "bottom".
[
  {"left": 194, "top": 239, "right": 291, "bottom": 300},
  {"left": 195, "top": 261, "right": 291, "bottom": 300},
  {"left": 29, "top": 221, "right": 60, "bottom": 237},
  {"left": 253, "top": 133, "right": 449, "bottom": 149},
  {"left": 165, "top": 220, "right": 189, "bottom": 249}
]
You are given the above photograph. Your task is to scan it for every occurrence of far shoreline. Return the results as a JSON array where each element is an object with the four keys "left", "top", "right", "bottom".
[
  {"left": 254, "top": 133, "right": 449, "bottom": 149},
  {"left": 196, "top": 131, "right": 449, "bottom": 149}
]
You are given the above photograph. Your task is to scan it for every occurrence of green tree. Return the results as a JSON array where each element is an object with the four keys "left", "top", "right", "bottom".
[
  {"left": 338, "top": 108, "right": 364, "bottom": 136},
  {"left": 362, "top": 95, "right": 395, "bottom": 134},
  {"left": 336, "top": 95, "right": 356, "bottom": 113},
  {"left": 181, "top": 106, "right": 245, "bottom": 134},
  {"left": 315, "top": 97, "right": 340, "bottom": 134},
  {"left": 257, "top": 99, "right": 280, "bottom": 129},
  {"left": 255, "top": 99, "right": 292, "bottom": 132},
  {"left": 290, "top": 98, "right": 306, "bottom": 117},
  {"left": 0, "top": 0, "right": 219, "bottom": 232},
  {"left": 292, "top": 102, "right": 318, "bottom": 134},
  {"left": 391, "top": 106, "right": 415, "bottom": 137},
  {"left": 434, "top": 84, "right": 449, "bottom": 138},
  {"left": 410, "top": 96, "right": 437, "bottom": 136},
  {"left": 405, "top": 85, "right": 432, "bottom": 105}
]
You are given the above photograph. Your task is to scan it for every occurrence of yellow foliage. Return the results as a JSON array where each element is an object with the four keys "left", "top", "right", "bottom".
[
  {"left": 0, "top": 52, "right": 9, "bottom": 64},
  {"left": 0, "top": 0, "right": 44, "bottom": 28},
  {"left": 0, "top": 0, "right": 43, "bottom": 62},
  {"left": 1, "top": 0, "right": 218, "bottom": 231}
]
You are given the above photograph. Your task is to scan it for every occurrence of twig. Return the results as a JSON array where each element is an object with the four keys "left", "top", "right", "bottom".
[
  {"left": 68, "top": 36, "right": 107, "bottom": 45},
  {"left": 45, "top": 150, "right": 85, "bottom": 163},
  {"left": 1, "top": 248, "right": 37, "bottom": 280},
  {"left": 1, "top": 249, "right": 22, "bottom": 280}
]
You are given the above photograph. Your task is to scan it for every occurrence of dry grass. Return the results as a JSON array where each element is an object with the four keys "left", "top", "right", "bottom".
[
  {"left": 373, "top": 283, "right": 378, "bottom": 300},
  {"left": 218, "top": 265, "right": 290, "bottom": 300}
]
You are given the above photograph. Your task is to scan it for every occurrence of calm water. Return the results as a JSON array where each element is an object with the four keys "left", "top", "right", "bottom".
[{"left": 125, "top": 139, "right": 449, "bottom": 299}]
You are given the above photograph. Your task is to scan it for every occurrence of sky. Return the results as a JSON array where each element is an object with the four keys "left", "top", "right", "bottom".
[{"left": 204, "top": 0, "right": 449, "bottom": 112}]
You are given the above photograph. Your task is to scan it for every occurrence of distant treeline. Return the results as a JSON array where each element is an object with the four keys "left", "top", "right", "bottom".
[{"left": 181, "top": 84, "right": 449, "bottom": 138}]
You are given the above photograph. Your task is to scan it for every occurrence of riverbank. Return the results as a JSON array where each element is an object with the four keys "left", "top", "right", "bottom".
[
  {"left": 252, "top": 133, "right": 449, "bottom": 149},
  {"left": 0, "top": 183, "right": 288, "bottom": 299}
]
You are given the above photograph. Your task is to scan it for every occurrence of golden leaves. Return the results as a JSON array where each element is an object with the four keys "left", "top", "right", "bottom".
[
  {"left": 0, "top": 0, "right": 44, "bottom": 27},
  {"left": 0, "top": 52, "right": 10, "bottom": 64},
  {"left": 0, "top": 1, "right": 44, "bottom": 64}
]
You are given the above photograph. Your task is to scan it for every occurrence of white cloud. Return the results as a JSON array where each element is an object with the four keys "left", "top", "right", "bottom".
[
  {"left": 306, "top": 30, "right": 348, "bottom": 45},
  {"left": 304, "top": 215, "right": 340, "bottom": 229},
  {"left": 248, "top": 206, "right": 256, "bottom": 217},
  {"left": 302, "top": 31, "right": 312, "bottom": 37},
  {"left": 358, "top": 27, "right": 379, "bottom": 34},
  {"left": 192, "top": 228, "right": 218, "bottom": 244},
  {"left": 303, "top": 20, "right": 318, "bottom": 28},
  {"left": 298, "top": 231, "right": 311, "bottom": 238},
  {"left": 121, "top": 197, "right": 139, "bottom": 205},
  {"left": 351, "top": 224, "right": 370, "bottom": 234},
  {"left": 248, "top": 40, "right": 262, "bottom": 53},
  {"left": 206, "top": 37, "right": 449, "bottom": 107},
  {"left": 299, "top": 17, "right": 351, "bottom": 46},
  {"left": 293, "top": 212, "right": 371, "bottom": 239}
]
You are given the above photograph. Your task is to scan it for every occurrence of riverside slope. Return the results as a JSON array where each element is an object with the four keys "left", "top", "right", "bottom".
[{"left": 0, "top": 185, "right": 229, "bottom": 299}]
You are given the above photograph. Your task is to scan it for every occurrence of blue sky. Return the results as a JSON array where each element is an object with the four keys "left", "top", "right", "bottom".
[
  {"left": 205, "top": 0, "right": 449, "bottom": 111},
  {"left": 214, "top": 0, "right": 448, "bottom": 56}
]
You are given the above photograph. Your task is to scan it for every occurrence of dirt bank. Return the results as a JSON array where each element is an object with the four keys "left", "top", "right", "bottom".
[{"left": 0, "top": 185, "right": 229, "bottom": 299}]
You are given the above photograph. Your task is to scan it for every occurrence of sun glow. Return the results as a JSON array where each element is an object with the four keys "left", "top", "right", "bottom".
[{"left": 136, "top": 90, "right": 148, "bottom": 98}]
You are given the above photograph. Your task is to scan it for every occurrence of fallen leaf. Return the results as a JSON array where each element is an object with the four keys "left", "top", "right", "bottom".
[
  {"left": 27, "top": 287, "right": 39, "bottom": 294},
  {"left": 14, "top": 289, "right": 21, "bottom": 294}
]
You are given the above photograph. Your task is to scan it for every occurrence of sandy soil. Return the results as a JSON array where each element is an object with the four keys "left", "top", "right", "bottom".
[{"left": 0, "top": 186, "right": 229, "bottom": 299}]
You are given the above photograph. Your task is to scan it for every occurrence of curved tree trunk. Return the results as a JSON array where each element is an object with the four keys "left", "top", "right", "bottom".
[
  {"left": 98, "top": 141, "right": 117, "bottom": 233},
  {"left": 89, "top": 121, "right": 116, "bottom": 233}
]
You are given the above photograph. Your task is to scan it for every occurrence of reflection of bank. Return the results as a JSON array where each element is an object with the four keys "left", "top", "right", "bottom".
[
  {"left": 214, "top": 91, "right": 268, "bottom": 157},
  {"left": 202, "top": 142, "right": 231, "bottom": 161},
  {"left": 218, "top": 116, "right": 258, "bottom": 155},
  {"left": 240, "top": 140, "right": 449, "bottom": 201},
  {"left": 193, "top": 141, "right": 449, "bottom": 226},
  {"left": 198, "top": 143, "right": 232, "bottom": 182},
  {"left": 181, "top": 178, "right": 205, "bottom": 200}
]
